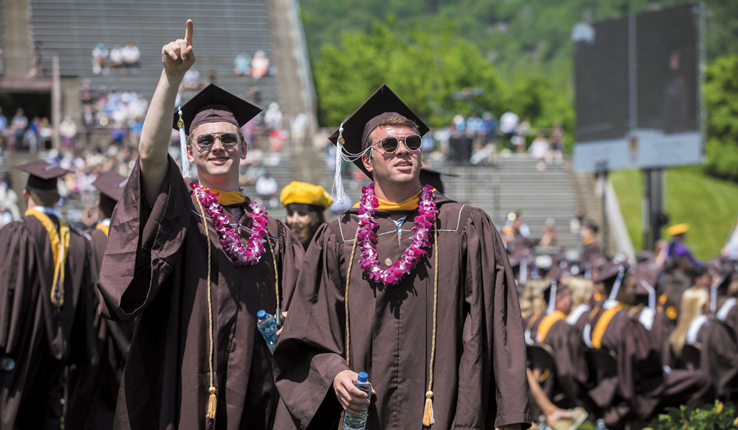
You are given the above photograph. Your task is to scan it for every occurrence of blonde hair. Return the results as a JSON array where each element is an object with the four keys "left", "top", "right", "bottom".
[
  {"left": 565, "top": 276, "right": 593, "bottom": 309},
  {"left": 519, "top": 279, "right": 548, "bottom": 320},
  {"left": 669, "top": 287, "right": 708, "bottom": 357}
]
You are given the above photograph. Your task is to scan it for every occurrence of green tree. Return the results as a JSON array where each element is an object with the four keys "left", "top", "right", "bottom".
[
  {"left": 704, "top": 54, "right": 738, "bottom": 181},
  {"left": 313, "top": 21, "right": 505, "bottom": 128}
]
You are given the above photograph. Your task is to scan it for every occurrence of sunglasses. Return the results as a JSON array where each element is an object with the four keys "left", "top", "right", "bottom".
[
  {"left": 194, "top": 132, "right": 240, "bottom": 150},
  {"left": 375, "top": 134, "right": 422, "bottom": 153}
]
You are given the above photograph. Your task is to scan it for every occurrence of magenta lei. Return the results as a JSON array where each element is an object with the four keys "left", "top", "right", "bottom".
[
  {"left": 191, "top": 181, "right": 269, "bottom": 266},
  {"left": 357, "top": 183, "right": 438, "bottom": 286}
]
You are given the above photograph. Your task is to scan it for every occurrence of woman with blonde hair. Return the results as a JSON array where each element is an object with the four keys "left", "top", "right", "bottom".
[{"left": 668, "top": 286, "right": 738, "bottom": 399}]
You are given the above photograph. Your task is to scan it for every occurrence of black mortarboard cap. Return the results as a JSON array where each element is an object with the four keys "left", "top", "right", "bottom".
[
  {"left": 543, "top": 281, "right": 570, "bottom": 305},
  {"left": 328, "top": 85, "right": 430, "bottom": 179},
  {"left": 92, "top": 170, "right": 128, "bottom": 202},
  {"left": 595, "top": 262, "right": 629, "bottom": 284},
  {"left": 172, "top": 84, "right": 262, "bottom": 135},
  {"left": 16, "top": 160, "right": 69, "bottom": 191}
]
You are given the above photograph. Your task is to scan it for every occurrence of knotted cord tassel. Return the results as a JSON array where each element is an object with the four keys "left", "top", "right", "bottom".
[
  {"left": 331, "top": 123, "right": 346, "bottom": 205},
  {"left": 177, "top": 107, "right": 192, "bottom": 179},
  {"left": 423, "top": 391, "right": 435, "bottom": 426},
  {"left": 206, "top": 386, "right": 217, "bottom": 419}
]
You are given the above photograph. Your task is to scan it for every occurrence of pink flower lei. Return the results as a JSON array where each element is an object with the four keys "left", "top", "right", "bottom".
[
  {"left": 191, "top": 181, "right": 269, "bottom": 266},
  {"left": 357, "top": 183, "right": 438, "bottom": 286}
]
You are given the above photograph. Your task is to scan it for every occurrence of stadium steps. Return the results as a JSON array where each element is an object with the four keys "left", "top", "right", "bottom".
[
  {"left": 27, "top": 0, "right": 280, "bottom": 106},
  {"left": 318, "top": 154, "right": 585, "bottom": 250}
]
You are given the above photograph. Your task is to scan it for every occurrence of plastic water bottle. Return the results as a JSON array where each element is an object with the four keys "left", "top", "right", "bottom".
[
  {"left": 595, "top": 418, "right": 607, "bottom": 430},
  {"left": 341, "top": 372, "right": 371, "bottom": 430},
  {"left": 257, "top": 310, "right": 278, "bottom": 354},
  {"left": 537, "top": 415, "right": 549, "bottom": 430}
]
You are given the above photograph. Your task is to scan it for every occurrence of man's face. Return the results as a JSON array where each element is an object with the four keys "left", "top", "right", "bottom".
[
  {"left": 286, "top": 206, "right": 314, "bottom": 246},
  {"left": 187, "top": 122, "right": 246, "bottom": 182},
  {"left": 555, "top": 289, "right": 572, "bottom": 315},
  {"left": 362, "top": 125, "right": 421, "bottom": 189}
]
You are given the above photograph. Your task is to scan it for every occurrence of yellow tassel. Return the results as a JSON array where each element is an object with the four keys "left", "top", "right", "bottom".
[
  {"left": 206, "top": 386, "right": 217, "bottom": 419},
  {"left": 422, "top": 391, "right": 434, "bottom": 426}
]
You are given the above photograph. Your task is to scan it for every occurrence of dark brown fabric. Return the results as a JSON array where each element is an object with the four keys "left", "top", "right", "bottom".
[
  {"left": 272, "top": 195, "right": 531, "bottom": 429},
  {"left": 97, "top": 156, "right": 304, "bottom": 430},
  {"left": 587, "top": 307, "right": 710, "bottom": 426},
  {"left": 66, "top": 227, "right": 137, "bottom": 429},
  {"left": 696, "top": 322, "right": 738, "bottom": 398},
  {"left": 580, "top": 242, "right": 605, "bottom": 268},
  {"left": 0, "top": 213, "right": 95, "bottom": 428}
]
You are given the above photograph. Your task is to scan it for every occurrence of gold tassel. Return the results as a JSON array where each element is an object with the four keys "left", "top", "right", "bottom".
[
  {"left": 206, "top": 386, "right": 217, "bottom": 419},
  {"left": 422, "top": 390, "right": 434, "bottom": 426}
]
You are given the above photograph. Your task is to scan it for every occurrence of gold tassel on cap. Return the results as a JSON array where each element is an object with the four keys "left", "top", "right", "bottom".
[
  {"left": 206, "top": 386, "right": 217, "bottom": 419},
  {"left": 423, "top": 390, "right": 435, "bottom": 426}
]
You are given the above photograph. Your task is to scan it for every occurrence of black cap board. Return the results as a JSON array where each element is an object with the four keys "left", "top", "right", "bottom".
[
  {"left": 16, "top": 160, "right": 69, "bottom": 191},
  {"left": 172, "top": 84, "right": 262, "bottom": 135},
  {"left": 92, "top": 170, "right": 128, "bottom": 202},
  {"left": 328, "top": 85, "right": 430, "bottom": 179}
]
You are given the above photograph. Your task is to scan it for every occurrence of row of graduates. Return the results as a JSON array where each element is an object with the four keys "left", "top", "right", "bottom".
[
  {"left": 0, "top": 20, "right": 531, "bottom": 430},
  {"left": 517, "top": 249, "right": 738, "bottom": 429}
]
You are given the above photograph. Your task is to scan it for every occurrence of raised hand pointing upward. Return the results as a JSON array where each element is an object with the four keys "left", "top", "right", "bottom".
[{"left": 162, "top": 19, "right": 196, "bottom": 77}]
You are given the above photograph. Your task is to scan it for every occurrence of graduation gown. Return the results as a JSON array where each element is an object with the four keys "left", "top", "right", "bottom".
[
  {"left": 272, "top": 194, "right": 531, "bottom": 430},
  {"left": 586, "top": 305, "right": 709, "bottom": 424},
  {"left": 97, "top": 157, "right": 304, "bottom": 430},
  {"left": 717, "top": 298, "right": 738, "bottom": 343},
  {"left": 66, "top": 226, "right": 137, "bottom": 429},
  {"left": 667, "top": 319, "right": 738, "bottom": 399},
  {"left": 0, "top": 212, "right": 95, "bottom": 429},
  {"left": 525, "top": 312, "right": 587, "bottom": 405},
  {"left": 630, "top": 305, "right": 673, "bottom": 360}
]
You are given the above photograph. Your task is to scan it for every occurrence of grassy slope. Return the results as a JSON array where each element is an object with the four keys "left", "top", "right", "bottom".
[{"left": 611, "top": 166, "right": 738, "bottom": 260}]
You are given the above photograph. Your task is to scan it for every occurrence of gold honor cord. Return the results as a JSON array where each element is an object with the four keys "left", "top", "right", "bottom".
[
  {"left": 194, "top": 191, "right": 283, "bottom": 420},
  {"left": 26, "top": 208, "right": 70, "bottom": 307},
  {"left": 343, "top": 220, "right": 440, "bottom": 427},
  {"left": 194, "top": 190, "right": 218, "bottom": 420}
]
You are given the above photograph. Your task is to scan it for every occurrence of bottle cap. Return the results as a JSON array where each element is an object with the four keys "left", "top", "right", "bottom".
[
  {"left": 357, "top": 372, "right": 369, "bottom": 383},
  {"left": 257, "top": 310, "right": 267, "bottom": 320}
]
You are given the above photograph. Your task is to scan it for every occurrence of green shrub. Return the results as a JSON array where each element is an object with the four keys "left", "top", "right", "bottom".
[{"left": 645, "top": 401, "right": 738, "bottom": 430}]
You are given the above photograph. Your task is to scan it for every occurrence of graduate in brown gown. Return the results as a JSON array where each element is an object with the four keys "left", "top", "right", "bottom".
[
  {"left": 715, "top": 270, "right": 738, "bottom": 343},
  {"left": 584, "top": 264, "right": 711, "bottom": 428},
  {"left": 524, "top": 277, "right": 588, "bottom": 410},
  {"left": 66, "top": 170, "right": 136, "bottom": 429},
  {"left": 626, "top": 263, "right": 673, "bottom": 360},
  {"left": 667, "top": 287, "right": 738, "bottom": 400},
  {"left": 0, "top": 160, "right": 95, "bottom": 429},
  {"left": 579, "top": 221, "right": 605, "bottom": 278},
  {"left": 96, "top": 20, "right": 303, "bottom": 430},
  {"left": 272, "top": 85, "right": 530, "bottom": 430},
  {"left": 280, "top": 181, "right": 332, "bottom": 251}
]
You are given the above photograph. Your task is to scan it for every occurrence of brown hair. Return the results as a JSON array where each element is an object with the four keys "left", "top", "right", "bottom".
[
  {"left": 26, "top": 186, "right": 60, "bottom": 208},
  {"left": 362, "top": 116, "right": 419, "bottom": 150}
]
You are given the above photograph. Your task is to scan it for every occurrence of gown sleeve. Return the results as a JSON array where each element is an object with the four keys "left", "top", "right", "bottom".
[
  {"left": 0, "top": 223, "right": 39, "bottom": 354},
  {"left": 454, "top": 208, "right": 531, "bottom": 429},
  {"left": 275, "top": 220, "right": 305, "bottom": 312},
  {"left": 98, "top": 156, "right": 191, "bottom": 322},
  {"left": 272, "top": 222, "right": 351, "bottom": 429}
]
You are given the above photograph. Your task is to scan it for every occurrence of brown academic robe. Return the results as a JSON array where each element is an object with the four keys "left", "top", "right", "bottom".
[
  {"left": 0, "top": 212, "right": 95, "bottom": 429},
  {"left": 272, "top": 194, "right": 531, "bottom": 430},
  {"left": 630, "top": 305, "right": 673, "bottom": 360},
  {"left": 587, "top": 306, "right": 710, "bottom": 426},
  {"left": 97, "top": 157, "right": 304, "bottom": 430},
  {"left": 526, "top": 313, "right": 587, "bottom": 406},
  {"left": 672, "top": 321, "right": 738, "bottom": 399},
  {"left": 66, "top": 226, "right": 137, "bottom": 429},
  {"left": 580, "top": 242, "right": 605, "bottom": 268},
  {"left": 718, "top": 300, "right": 738, "bottom": 344}
]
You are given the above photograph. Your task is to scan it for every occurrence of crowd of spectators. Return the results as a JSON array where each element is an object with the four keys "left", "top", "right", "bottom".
[
  {"left": 0, "top": 108, "right": 54, "bottom": 153},
  {"left": 79, "top": 80, "right": 148, "bottom": 148},
  {"left": 233, "top": 50, "right": 273, "bottom": 79},
  {"left": 92, "top": 41, "right": 141, "bottom": 75}
]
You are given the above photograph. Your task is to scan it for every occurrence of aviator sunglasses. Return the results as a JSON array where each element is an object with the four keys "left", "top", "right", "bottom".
[
  {"left": 375, "top": 134, "right": 423, "bottom": 153},
  {"left": 194, "top": 132, "right": 240, "bottom": 150}
]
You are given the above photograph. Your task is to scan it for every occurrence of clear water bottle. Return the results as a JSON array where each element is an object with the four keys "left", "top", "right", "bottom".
[
  {"left": 341, "top": 372, "right": 371, "bottom": 430},
  {"left": 257, "top": 310, "right": 278, "bottom": 354},
  {"left": 537, "top": 414, "right": 549, "bottom": 430},
  {"left": 595, "top": 418, "right": 607, "bottom": 430}
]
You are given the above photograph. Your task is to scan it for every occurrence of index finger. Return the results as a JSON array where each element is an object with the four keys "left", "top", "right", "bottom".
[{"left": 184, "top": 19, "right": 193, "bottom": 43}]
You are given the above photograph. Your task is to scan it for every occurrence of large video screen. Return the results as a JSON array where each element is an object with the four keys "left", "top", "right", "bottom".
[{"left": 572, "top": 4, "right": 702, "bottom": 172}]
